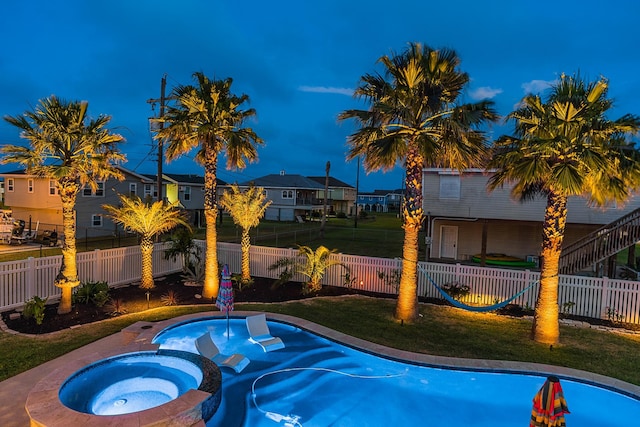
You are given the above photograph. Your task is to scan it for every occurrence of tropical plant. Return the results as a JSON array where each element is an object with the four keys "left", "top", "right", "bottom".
[
  {"left": 268, "top": 245, "right": 347, "bottom": 294},
  {"left": 1, "top": 97, "right": 126, "bottom": 314},
  {"left": 23, "top": 296, "right": 47, "bottom": 325},
  {"left": 339, "top": 42, "right": 498, "bottom": 322},
  {"left": 164, "top": 226, "right": 199, "bottom": 274},
  {"left": 73, "top": 280, "right": 110, "bottom": 307},
  {"left": 488, "top": 73, "right": 640, "bottom": 344},
  {"left": 219, "top": 184, "right": 272, "bottom": 282},
  {"left": 103, "top": 194, "right": 189, "bottom": 289},
  {"left": 104, "top": 297, "right": 127, "bottom": 316},
  {"left": 161, "top": 290, "right": 181, "bottom": 306},
  {"left": 153, "top": 73, "right": 263, "bottom": 300}
]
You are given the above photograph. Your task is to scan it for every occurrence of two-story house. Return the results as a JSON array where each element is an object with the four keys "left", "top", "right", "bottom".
[
  {"left": 357, "top": 189, "right": 404, "bottom": 214},
  {"left": 239, "top": 172, "right": 324, "bottom": 221},
  {"left": 0, "top": 167, "right": 156, "bottom": 239},
  {"left": 422, "top": 168, "right": 640, "bottom": 267},
  {"left": 306, "top": 176, "right": 356, "bottom": 216}
]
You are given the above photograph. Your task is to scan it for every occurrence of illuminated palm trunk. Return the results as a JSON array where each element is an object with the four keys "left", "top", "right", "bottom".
[
  {"left": 139, "top": 236, "right": 155, "bottom": 289},
  {"left": 395, "top": 143, "right": 424, "bottom": 322},
  {"left": 55, "top": 183, "right": 80, "bottom": 315},
  {"left": 241, "top": 229, "right": 251, "bottom": 280},
  {"left": 202, "top": 148, "right": 220, "bottom": 300},
  {"left": 532, "top": 192, "right": 567, "bottom": 345}
]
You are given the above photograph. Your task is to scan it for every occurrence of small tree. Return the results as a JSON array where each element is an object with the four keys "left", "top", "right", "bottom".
[
  {"left": 219, "top": 184, "right": 271, "bottom": 282},
  {"left": 269, "top": 245, "right": 347, "bottom": 294},
  {"left": 104, "top": 195, "right": 189, "bottom": 289}
]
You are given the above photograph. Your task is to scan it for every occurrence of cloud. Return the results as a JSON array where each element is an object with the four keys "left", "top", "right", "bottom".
[
  {"left": 521, "top": 79, "right": 555, "bottom": 94},
  {"left": 298, "top": 85, "right": 354, "bottom": 96},
  {"left": 469, "top": 86, "right": 503, "bottom": 100}
]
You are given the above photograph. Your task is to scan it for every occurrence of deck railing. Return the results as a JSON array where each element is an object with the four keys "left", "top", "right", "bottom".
[{"left": 1, "top": 241, "right": 639, "bottom": 324}]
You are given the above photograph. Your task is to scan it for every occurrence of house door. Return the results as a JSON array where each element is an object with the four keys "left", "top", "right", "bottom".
[{"left": 440, "top": 225, "right": 458, "bottom": 259}]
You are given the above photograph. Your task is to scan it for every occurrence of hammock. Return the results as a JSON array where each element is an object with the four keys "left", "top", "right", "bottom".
[{"left": 418, "top": 265, "right": 535, "bottom": 313}]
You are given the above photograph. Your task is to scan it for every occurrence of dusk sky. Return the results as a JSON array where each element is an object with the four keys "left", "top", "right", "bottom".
[{"left": 1, "top": 0, "right": 639, "bottom": 192}]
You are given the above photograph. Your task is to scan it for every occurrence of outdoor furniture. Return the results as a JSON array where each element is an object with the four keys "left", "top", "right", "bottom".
[
  {"left": 246, "top": 314, "right": 285, "bottom": 352},
  {"left": 194, "top": 332, "right": 250, "bottom": 373}
]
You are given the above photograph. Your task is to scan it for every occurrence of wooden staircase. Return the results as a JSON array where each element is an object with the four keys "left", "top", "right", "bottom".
[{"left": 559, "top": 208, "right": 640, "bottom": 275}]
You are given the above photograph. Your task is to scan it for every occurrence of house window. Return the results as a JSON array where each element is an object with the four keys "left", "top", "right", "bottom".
[
  {"left": 282, "top": 190, "right": 293, "bottom": 199},
  {"left": 439, "top": 174, "right": 461, "bottom": 200},
  {"left": 129, "top": 183, "right": 137, "bottom": 197},
  {"left": 82, "top": 181, "right": 105, "bottom": 197},
  {"left": 27, "top": 179, "right": 34, "bottom": 193},
  {"left": 184, "top": 186, "right": 191, "bottom": 201},
  {"left": 91, "top": 214, "right": 103, "bottom": 227},
  {"left": 7, "top": 178, "right": 14, "bottom": 192},
  {"left": 144, "top": 184, "right": 153, "bottom": 198},
  {"left": 49, "top": 180, "right": 57, "bottom": 195}
]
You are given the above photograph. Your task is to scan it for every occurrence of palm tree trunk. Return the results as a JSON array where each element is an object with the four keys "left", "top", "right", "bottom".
[
  {"left": 532, "top": 192, "right": 567, "bottom": 345},
  {"left": 139, "top": 236, "right": 155, "bottom": 289},
  {"left": 55, "top": 185, "right": 80, "bottom": 314},
  {"left": 202, "top": 147, "right": 219, "bottom": 300},
  {"left": 241, "top": 228, "right": 251, "bottom": 280},
  {"left": 395, "top": 142, "right": 424, "bottom": 322}
]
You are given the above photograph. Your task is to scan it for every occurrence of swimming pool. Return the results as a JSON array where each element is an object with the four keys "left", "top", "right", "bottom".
[{"left": 153, "top": 317, "right": 640, "bottom": 426}]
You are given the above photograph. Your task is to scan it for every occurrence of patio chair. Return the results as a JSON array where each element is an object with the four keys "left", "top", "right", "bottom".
[
  {"left": 194, "top": 333, "right": 250, "bottom": 373},
  {"left": 245, "top": 314, "right": 285, "bottom": 352}
]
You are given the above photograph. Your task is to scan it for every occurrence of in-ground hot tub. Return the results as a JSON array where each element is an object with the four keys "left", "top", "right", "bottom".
[
  {"left": 59, "top": 350, "right": 206, "bottom": 415},
  {"left": 26, "top": 348, "right": 222, "bottom": 427}
]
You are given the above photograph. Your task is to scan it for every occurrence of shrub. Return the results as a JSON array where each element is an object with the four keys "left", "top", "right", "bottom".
[
  {"left": 105, "top": 297, "right": 127, "bottom": 316},
  {"left": 161, "top": 290, "right": 181, "bottom": 306},
  {"left": 73, "top": 281, "right": 110, "bottom": 307},
  {"left": 23, "top": 296, "right": 47, "bottom": 325},
  {"left": 231, "top": 273, "right": 254, "bottom": 291},
  {"left": 441, "top": 281, "right": 470, "bottom": 301},
  {"left": 336, "top": 212, "right": 347, "bottom": 219}
]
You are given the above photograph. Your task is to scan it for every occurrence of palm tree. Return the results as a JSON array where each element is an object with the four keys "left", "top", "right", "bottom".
[
  {"left": 488, "top": 73, "right": 640, "bottom": 345},
  {"left": 338, "top": 42, "right": 498, "bottom": 322},
  {"left": 103, "top": 195, "right": 189, "bottom": 289},
  {"left": 1, "top": 97, "right": 125, "bottom": 314},
  {"left": 154, "top": 73, "right": 263, "bottom": 299},
  {"left": 219, "top": 184, "right": 272, "bottom": 282},
  {"left": 269, "top": 245, "right": 347, "bottom": 294}
]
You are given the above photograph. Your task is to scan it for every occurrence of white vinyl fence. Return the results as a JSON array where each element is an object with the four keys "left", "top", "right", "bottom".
[
  {"left": 0, "top": 242, "right": 182, "bottom": 310},
  {"left": 2, "top": 241, "right": 640, "bottom": 324}
]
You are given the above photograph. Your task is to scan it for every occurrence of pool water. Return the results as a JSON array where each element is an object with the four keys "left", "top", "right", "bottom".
[
  {"left": 153, "top": 318, "right": 640, "bottom": 426},
  {"left": 58, "top": 352, "right": 203, "bottom": 415}
]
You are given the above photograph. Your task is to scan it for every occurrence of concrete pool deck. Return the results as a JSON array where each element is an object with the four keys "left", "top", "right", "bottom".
[{"left": 1, "top": 310, "right": 639, "bottom": 426}]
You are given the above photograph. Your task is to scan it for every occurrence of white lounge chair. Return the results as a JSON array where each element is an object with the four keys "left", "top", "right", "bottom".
[
  {"left": 195, "top": 333, "right": 250, "bottom": 373},
  {"left": 246, "top": 314, "right": 285, "bottom": 352}
]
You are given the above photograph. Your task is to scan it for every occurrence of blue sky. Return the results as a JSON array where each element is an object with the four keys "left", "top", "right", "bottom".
[{"left": 1, "top": 0, "right": 639, "bottom": 192}]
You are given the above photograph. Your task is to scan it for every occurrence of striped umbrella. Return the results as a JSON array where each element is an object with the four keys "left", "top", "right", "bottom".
[
  {"left": 530, "top": 376, "right": 570, "bottom": 427},
  {"left": 215, "top": 264, "right": 234, "bottom": 340}
]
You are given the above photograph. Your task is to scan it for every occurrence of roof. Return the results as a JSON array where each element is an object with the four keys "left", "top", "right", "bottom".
[
  {"left": 240, "top": 174, "right": 324, "bottom": 189},
  {"left": 307, "top": 176, "right": 354, "bottom": 188},
  {"left": 359, "top": 189, "right": 405, "bottom": 196}
]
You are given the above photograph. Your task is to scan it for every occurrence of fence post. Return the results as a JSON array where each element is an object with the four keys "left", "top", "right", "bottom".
[
  {"left": 27, "top": 257, "right": 35, "bottom": 298},
  {"left": 94, "top": 249, "right": 102, "bottom": 283},
  {"left": 600, "top": 276, "right": 610, "bottom": 319}
]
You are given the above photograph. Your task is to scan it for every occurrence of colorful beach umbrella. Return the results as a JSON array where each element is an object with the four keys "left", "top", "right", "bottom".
[
  {"left": 530, "top": 376, "right": 570, "bottom": 427},
  {"left": 215, "top": 264, "right": 234, "bottom": 339}
]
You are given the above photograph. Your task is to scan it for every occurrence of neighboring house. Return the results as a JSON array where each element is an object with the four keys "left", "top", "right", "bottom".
[
  {"left": 357, "top": 189, "right": 404, "bottom": 213},
  {"left": 142, "top": 172, "right": 224, "bottom": 228},
  {"left": 422, "top": 168, "right": 640, "bottom": 265},
  {"left": 306, "top": 176, "right": 356, "bottom": 216},
  {"left": 239, "top": 171, "right": 324, "bottom": 222},
  {"left": 0, "top": 167, "right": 155, "bottom": 238}
]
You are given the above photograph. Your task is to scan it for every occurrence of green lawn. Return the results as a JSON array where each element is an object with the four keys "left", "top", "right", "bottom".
[{"left": 2, "top": 298, "right": 639, "bottom": 386}]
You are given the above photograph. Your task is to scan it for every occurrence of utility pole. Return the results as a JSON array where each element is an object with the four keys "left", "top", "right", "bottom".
[
  {"left": 320, "top": 161, "right": 330, "bottom": 238},
  {"left": 147, "top": 74, "right": 167, "bottom": 203},
  {"left": 354, "top": 156, "right": 360, "bottom": 228}
]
